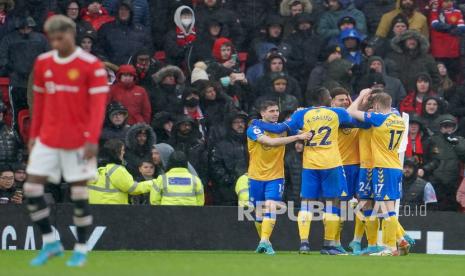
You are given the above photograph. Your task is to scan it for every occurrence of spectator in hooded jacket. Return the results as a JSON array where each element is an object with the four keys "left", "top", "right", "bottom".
[
  {"left": 248, "top": 15, "right": 293, "bottom": 66},
  {"left": 102, "top": 0, "right": 150, "bottom": 27},
  {"left": 0, "top": 0, "right": 16, "bottom": 41},
  {"left": 209, "top": 111, "right": 248, "bottom": 205},
  {"left": 164, "top": 5, "right": 197, "bottom": 67},
  {"left": 254, "top": 53, "right": 303, "bottom": 104},
  {"left": 320, "top": 58, "right": 354, "bottom": 97},
  {"left": 376, "top": 13, "right": 410, "bottom": 60},
  {"left": 195, "top": 0, "right": 244, "bottom": 49},
  {"left": 190, "top": 18, "right": 224, "bottom": 66},
  {"left": 354, "top": 0, "right": 396, "bottom": 35},
  {"left": 124, "top": 123, "right": 157, "bottom": 177},
  {"left": 254, "top": 72, "right": 299, "bottom": 116},
  {"left": 318, "top": 0, "right": 367, "bottom": 41},
  {"left": 0, "top": 103, "right": 23, "bottom": 167},
  {"left": 60, "top": 0, "right": 94, "bottom": 38},
  {"left": 400, "top": 72, "right": 437, "bottom": 116},
  {"left": 386, "top": 30, "right": 440, "bottom": 91},
  {"left": 429, "top": 0, "right": 465, "bottom": 81},
  {"left": 376, "top": 0, "right": 428, "bottom": 38},
  {"left": 151, "top": 65, "right": 185, "bottom": 115},
  {"left": 198, "top": 81, "right": 238, "bottom": 130},
  {"left": 406, "top": 114, "right": 429, "bottom": 165},
  {"left": 357, "top": 56, "right": 406, "bottom": 107},
  {"left": 12, "top": 0, "right": 49, "bottom": 32},
  {"left": 421, "top": 96, "right": 444, "bottom": 134},
  {"left": 326, "top": 14, "right": 366, "bottom": 47},
  {"left": 97, "top": 0, "right": 151, "bottom": 65},
  {"left": 129, "top": 48, "right": 162, "bottom": 94},
  {"left": 285, "top": 12, "right": 322, "bottom": 91},
  {"left": 206, "top": 37, "right": 241, "bottom": 81},
  {"left": 307, "top": 44, "right": 342, "bottom": 92},
  {"left": 100, "top": 101, "right": 130, "bottom": 145},
  {"left": 280, "top": 0, "right": 313, "bottom": 38},
  {"left": 0, "top": 16, "right": 49, "bottom": 117},
  {"left": 151, "top": 112, "right": 175, "bottom": 144},
  {"left": 338, "top": 28, "right": 364, "bottom": 70},
  {"left": 422, "top": 114, "right": 465, "bottom": 211},
  {"left": 81, "top": 0, "right": 114, "bottom": 31},
  {"left": 108, "top": 64, "right": 151, "bottom": 125}
]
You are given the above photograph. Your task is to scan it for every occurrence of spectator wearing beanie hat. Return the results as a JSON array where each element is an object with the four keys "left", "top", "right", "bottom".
[
  {"left": 307, "top": 44, "right": 342, "bottom": 93},
  {"left": 100, "top": 101, "right": 130, "bottom": 145},
  {"left": 191, "top": 61, "right": 209, "bottom": 85},
  {"left": 108, "top": 65, "right": 152, "bottom": 125}
]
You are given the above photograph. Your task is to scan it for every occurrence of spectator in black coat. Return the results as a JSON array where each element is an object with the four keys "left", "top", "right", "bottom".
[
  {"left": 151, "top": 111, "right": 175, "bottom": 144},
  {"left": 129, "top": 48, "right": 162, "bottom": 95},
  {"left": 168, "top": 115, "right": 208, "bottom": 183},
  {"left": 100, "top": 101, "right": 130, "bottom": 146},
  {"left": 285, "top": 12, "right": 322, "bottom": 92},
  {"left": 102, "top": 0, "right": 150, "bottom": 28},
  {"left": 420, "top": 96, "right": 444, "bottom": 134},
  {"left": 190, "top": 18, "right": 225, "bottom": 66},
  {"left": 0, "top": 165, "right": 22, "bottom": 204},
  {"left": 195, "top": 0, "right": 244, "bottom": 49},
  {"left": 254, "top": 53, "right": 303, "bottom": 104},
  {"left": 13, "top": 0, "right": 49, "bottom": 32},
  {"left": 209, "top": 111, "right": 248, "bottom": 205},
  {"left": 60, "top": 0, "right": 94, "bottom": 39},
  {"left": 0, "top": 103, "right": 23, "bottom": 167},
  {"left": 97, "top": 0, "right": 152, "bottom": 65},
  {"left": 254, "top": 72, "right": 299, "bottom": 116},
  {"left": 0, "top": 16, "right": 49, "bottom": 114},
  {"left": 124, "top": 123, "right": 157, "bottom": 177},
  {"left": 150, "top": 65, "right": 185, "bottom": 115},
  {"left": 198, "top": 81, "right": 238, "bottom": 130},
  {"left": 0, "top": 0, "right": 16, "bottom": 41},
  {"left": 306, "top": 44, "right": 342, "bottom": 93}
]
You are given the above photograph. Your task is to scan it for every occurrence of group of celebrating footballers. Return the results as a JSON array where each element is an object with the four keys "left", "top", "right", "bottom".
[{"left": 247, "top": 86, "right": 416, "bottom": 256}]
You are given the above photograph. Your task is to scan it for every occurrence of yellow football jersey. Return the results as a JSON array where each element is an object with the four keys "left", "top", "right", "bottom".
[
  {"left": 338, "top": 127, "right": 360, "bottom": 165},
  {"left": 359, "top": 128, "right": 373, "bottom": 169},
  {"left": 247, "top": 125, "right": 286, "bottom": 181},
  {"left": 365, "top": 112, "right": 405, "bottom": 169}
]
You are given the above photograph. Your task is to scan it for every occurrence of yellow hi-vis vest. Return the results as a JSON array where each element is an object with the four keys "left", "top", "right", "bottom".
[
  {"left": 235, "top": 174, "right": 251, "bottom": 207},
  {"left": 150, "top": 167, "right": 204, "bottom": 206},
  {"left": 88, "top": 164, "right": 151, "bottom": 204}
]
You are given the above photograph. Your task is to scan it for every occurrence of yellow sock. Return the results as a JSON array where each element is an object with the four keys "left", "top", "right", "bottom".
[
  {"left": 261, "top": 216, "right": 276, "bottom": 241},
  {"left": 396, "top": 221, "right": 406, "bottom": 241},
  {"left": 324, "top": 213, "right": 340, "bottom": 242},
  {"left": 297, "top": 210, "right": 312, "bottom": 241},
  {"left": 365, "top": 216, "right": 380, "bottom": 246},
  {"left": 383, "top": 215, "right": 398, "bottom": 250},
  {"left": 382, "top": 218, "right": 387, "bottom": 245},
  {"left": 254, "top": 222, "right": 262, "bottom": 239},
  {"left": 335, "top": 219, "right": 344, "bottom": 245},
  {"left": 353, "top": 214, "right": 365, "bottom": 241}
]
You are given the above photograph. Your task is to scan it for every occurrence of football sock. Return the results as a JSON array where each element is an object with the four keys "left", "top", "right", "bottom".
[
  {"left": 353, "top": 214, "right": 365, "bottom": 242},
  {"left": 383, "top": 212, "right": 398, "bottom": 250},
  {"left": 298, "top": 205, "right": 312, "bottom": 242},
  {"left": 71, "top": 186, "right": 93, "bottom": 254},
  {"left": 24, "top": 183, "right": 54, "bottom": 244},
  {"left": 396, "top": 221, "right": 406, "bottom": 242},
  {"left": 260, "top": 212, "right": 276, "bottom": 242},
  {"left": 254, "top": 221, "right": 262, "bottom": 239},
  {"left": 364, "top": 209, "right": 379, "bottom": 246},
  {"left": 335, "top": 218, "right": 344, "bottom": 246},
  {"left": 324, "top": 206, "right": 340, "bottom": 245}
]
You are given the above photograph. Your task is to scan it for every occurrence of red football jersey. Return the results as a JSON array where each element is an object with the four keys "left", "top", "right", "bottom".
[{"left": 31, "top": 47, "right": 109, "bottom": 149}]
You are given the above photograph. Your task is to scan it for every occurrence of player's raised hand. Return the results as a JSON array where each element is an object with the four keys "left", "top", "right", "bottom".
[
  {"left": 359, "top": 88, "right": 372, "bottom": 98},
  {"left": 83, "top": 143, "right": 99, "bottom": 160},
  {"left": 297, "top": 131, "right": 313, "bottom": 141}
]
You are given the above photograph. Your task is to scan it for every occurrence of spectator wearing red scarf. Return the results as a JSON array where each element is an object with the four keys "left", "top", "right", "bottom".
[
  {"left": 164, "top": 5, "right": 197, "bottom": 67},
  {"left": 400, "top": 72, "right": 437, "bottom": 116},
  {"left": 406, "top": 114, "right": 428, "bottom": 166}
]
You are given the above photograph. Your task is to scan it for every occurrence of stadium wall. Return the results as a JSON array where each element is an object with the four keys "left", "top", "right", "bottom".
[{"left": 1, "top": 205, "right": 464, "bottom": 254}]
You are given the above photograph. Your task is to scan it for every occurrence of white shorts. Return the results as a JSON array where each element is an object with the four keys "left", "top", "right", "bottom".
[{"left": 27, "top": 140, "right": 97, "bottom": 184}]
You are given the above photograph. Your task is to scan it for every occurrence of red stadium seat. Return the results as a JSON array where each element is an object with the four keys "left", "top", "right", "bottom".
[
  {"left": 17, "top": 109, "right": 30, "bottom": 144},
  {"left": 0, "top": 77, "right": 12, "bottom": 126}
]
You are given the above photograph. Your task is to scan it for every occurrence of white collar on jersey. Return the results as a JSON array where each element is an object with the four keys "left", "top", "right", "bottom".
[{"left": 52, "top": 47, "right": 82, "bottom": 64}]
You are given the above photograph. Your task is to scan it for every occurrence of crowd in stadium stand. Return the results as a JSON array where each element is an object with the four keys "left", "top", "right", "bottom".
[{"left": 2, "top": 0, "right": 465, "bottom": 211}]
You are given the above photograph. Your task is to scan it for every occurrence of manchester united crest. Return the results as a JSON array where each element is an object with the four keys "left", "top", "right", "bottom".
[{"left": 67, "top": 68, "right": 80, "bottom": 81}]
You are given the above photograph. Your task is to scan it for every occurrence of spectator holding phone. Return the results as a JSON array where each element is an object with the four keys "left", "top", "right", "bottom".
[{"left": 0, "top": 165, "right": 22, "bottom": 204}]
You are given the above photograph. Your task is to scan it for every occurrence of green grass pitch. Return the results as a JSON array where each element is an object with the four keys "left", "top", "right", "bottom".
[{"left": 1, "top": 251, "right": 465, "bottom": 276}]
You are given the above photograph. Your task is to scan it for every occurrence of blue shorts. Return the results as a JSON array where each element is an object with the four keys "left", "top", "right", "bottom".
[
  {"left": 357, "top": 168, "right": 374, "bottom": 200},
  {"left": 301, "top": 167, "right": 348, "bottom": 199},
  {"left": 372, "top": 168, "right": 402, "bottom": 201},
  {"left": 342, "top": 164, "right": 360, "bottom": 200},
  {"left": 248, "top": 178, "right": 284, "bottom": 207}
]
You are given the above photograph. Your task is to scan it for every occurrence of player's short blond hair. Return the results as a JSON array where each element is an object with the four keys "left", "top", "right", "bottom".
[
  {"left": 44, "top": 15, "right": 76, "bottom": 34},
  {"left": 371, "top": 92, "right": 392, "bottom": 110}
]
